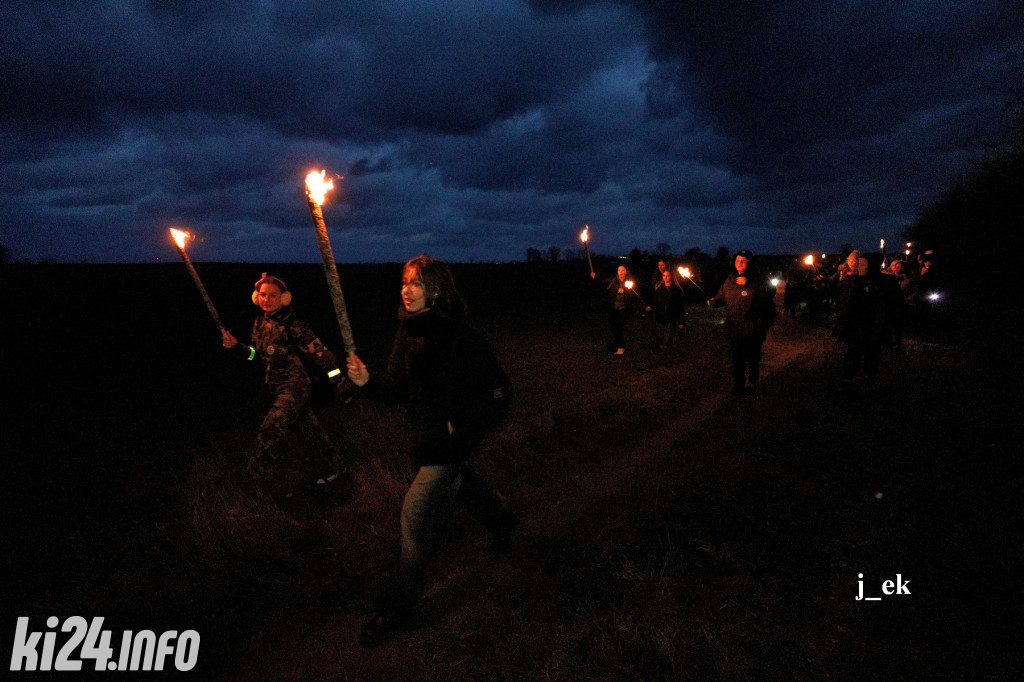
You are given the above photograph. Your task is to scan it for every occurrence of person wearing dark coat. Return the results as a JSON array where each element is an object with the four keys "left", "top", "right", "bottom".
[
  {"left": 595, "top": 264, "right": 643, "bottom": 355},
  {"left": 347, "top": 255, "right": 516, "bottom": 647},
  {"left": 834, "top": 252, "right": 905, "bottom": 389},
  {"left": 650, "top": 267, "right": 686, "bottom": 350},
  {"left": 707, "top": 250, "right": 776, "bottom": 394}
]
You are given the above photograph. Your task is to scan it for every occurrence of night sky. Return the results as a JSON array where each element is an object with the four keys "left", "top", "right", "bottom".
[{"left": 2, "top": 1, "right": 1021, "bottom": 264}]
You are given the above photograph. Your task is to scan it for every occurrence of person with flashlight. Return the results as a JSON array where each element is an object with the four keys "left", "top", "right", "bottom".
[
  {"left": 707, "top": 250, "right": 776, "bottom": 395},
  {"left": 221, "top": 273, "right": 351, "bottom": 503},
  {"left": 346, "top": 255, "right": 517, "bottom": 647}
]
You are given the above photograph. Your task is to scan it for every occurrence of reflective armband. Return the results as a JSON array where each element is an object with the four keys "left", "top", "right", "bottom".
[
  {"left": 327, "top": 368, "right": 342, "bottom": 378},
  {"left": 246, "top": 345, "right": 256, "bottom": 361}
]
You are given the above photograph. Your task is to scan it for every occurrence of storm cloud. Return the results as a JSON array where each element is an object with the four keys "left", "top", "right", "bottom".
[{"left": 2, "top": 0, "right": 1021, "bottom": 263}]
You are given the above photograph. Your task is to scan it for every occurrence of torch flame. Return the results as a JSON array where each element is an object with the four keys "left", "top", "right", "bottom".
[
  {"left": 580, "top": 225, "right": 589, "bottom": 243},
  {"left": 625, "top": 280, "right": 634, "bottom": 289},
  {"left": 803, "top": 255, "right": 815, "bottom": 266},
  {"left": 678, "top": 266, "right": 692, "bottom": 279},
  {"left": 305, "top": 169, "right": 334, "bottom": 206},
  {"left": 170, "top": 227, "right": 192, "bottom": 250}
]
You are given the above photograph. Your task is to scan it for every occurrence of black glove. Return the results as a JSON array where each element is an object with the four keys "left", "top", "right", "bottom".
[{"left": 329, "top": 371, "right": 358, "bottom": 404}]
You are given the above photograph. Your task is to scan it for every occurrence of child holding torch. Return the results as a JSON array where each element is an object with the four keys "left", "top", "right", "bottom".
[
  {"left": 594, "top": 264, "right": 642, "bottom": 355},
  {"left": 346, "top": 255, "right": 517, "bottom": 647},
  {"left": 221, "top": 273, "right": 351, "bottom": 502},
  {"left": 651, "top": 267, "right": 687, "bottom": 351}
]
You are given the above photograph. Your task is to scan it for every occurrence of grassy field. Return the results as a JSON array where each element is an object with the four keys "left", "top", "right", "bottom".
[{"left": 2, "top": 261, "right": 1021, "bottom": 680}]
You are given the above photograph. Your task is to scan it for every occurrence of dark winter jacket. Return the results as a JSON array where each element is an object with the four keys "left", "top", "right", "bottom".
[
  {"left": 652, "top": 281, "right": 686, "bottom": 325},
  {"left": 363, "top": 307, "right": 505, "bottom": 467},
  {"left": 834, "top": 273, "right": 905, "bottom": 343},
  {"left": 604, "top": 275, "right": 641, "bottom": 313},
  {"left": 709, "top": 274, "right": 776, "bottom": 341}
]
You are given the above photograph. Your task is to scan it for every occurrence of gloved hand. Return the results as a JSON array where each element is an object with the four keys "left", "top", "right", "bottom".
[{"left": 329, "top": 370, "right": 358, "bottom": 404}]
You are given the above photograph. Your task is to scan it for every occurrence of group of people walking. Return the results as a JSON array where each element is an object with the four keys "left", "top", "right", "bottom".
[
  {"left": 212, "top": 245, "right": 907, "bottom": 648},
  {"left": 594, "top": 260, "right": 690, "bottom": 355},
  {"left": 596, "top": 250, "right": 776, "bottom": 395},
  {"left": 219, "top": 255, "right": 516, "bottom": 647}
]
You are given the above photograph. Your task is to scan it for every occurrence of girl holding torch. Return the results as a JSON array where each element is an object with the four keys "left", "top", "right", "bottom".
[
  {"left": 596, "top": 263, "right": 643, "bottom": 355},
  {"left": 345, "top": 255, "right": 517, "bottom": 647},
  {"left": 221, "top": 273, "right": 351, "bottom": 502},
  {"left": 651, "top": 267, "right": 687, "bottom": 351}
]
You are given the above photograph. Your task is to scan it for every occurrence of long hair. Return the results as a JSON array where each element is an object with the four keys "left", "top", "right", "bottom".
[{"left": 405, "top": 254, "right": 467, "bottom": 320}]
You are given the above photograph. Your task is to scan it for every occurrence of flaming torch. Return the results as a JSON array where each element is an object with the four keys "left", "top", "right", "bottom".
[
  {"left": 803, "top": 254, "right": 821, "bottom": 277},
  {"left": 676, "top": 266, "right": 706, "bottom": 295},
  {"left": 624, "top": 279, "right": 647, "bottom": 307},
  {"left": 169, "top": 227, "right": 225, "bottom": 333},
  {"left": 305, "top": 169, "right": 356, "bottom": 357},
  {"left": 580, "top": 224, "right": 595, "bottom": 277}
]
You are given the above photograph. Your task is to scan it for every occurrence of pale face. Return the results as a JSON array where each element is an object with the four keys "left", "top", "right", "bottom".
[
  {"left": 662, "top": 269, "right": 673, "bottom": 285},
  {"left": 617, "top": 265, "right": 628, "bottom": 282},
  {"left": 734, "top": 255, "right": 749, "bottom": 275},
  {"left": 257, "top": 282, "right": 285, "bottom": 313},
  {"left": 401, "top": 267, "right": 428, "bottom": 314}
]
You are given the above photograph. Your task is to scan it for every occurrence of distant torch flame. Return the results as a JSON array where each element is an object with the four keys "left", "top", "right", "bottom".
[
  {"left": 804, "top": 255, "right": 815, "bottom": 266},
  {"left": 170, "top": 227, "right": 191, "bottom": 250},
  {"left": 305, "top": 169, "right": 334, "bottom": 206},
  {"left": 580, "top": 224, "right": 595, "bottom": 277}
]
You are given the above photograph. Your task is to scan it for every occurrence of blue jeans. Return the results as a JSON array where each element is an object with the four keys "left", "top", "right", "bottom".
[{"left": 390, "top": 464, "right": 510, "bottom": 611}]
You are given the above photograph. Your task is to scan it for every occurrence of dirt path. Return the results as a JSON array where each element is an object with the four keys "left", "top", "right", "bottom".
[{"left": 220, "top": 317, "right": 841, "bottom": 680}]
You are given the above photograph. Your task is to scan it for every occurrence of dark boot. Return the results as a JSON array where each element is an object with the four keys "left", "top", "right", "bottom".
[
  {"left": 359, "top": 607, "right": 419, "bottom": 648},
  {"left": 489, "top": 510, "right": 519, "bottom": 554}
]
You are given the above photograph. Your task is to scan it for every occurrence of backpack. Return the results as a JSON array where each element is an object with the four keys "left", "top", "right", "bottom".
[
  {"left": 479, "top": 353, "right": 510, "bottom": 427},
  {"left": 466, "top": 330, "right": 511, "bottom": 428},
  {"left": 284, "top": 322, "right": 342, "bottom": 406}
]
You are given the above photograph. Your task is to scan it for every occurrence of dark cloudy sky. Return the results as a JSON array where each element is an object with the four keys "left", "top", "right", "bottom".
[{"left": 2, "top": 1, "right": 1022, "bottom": 264}]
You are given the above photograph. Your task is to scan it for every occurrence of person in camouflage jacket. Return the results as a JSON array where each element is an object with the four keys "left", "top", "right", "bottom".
[{"left": 222, "top": 273, "right": 347, "bottom": 497}]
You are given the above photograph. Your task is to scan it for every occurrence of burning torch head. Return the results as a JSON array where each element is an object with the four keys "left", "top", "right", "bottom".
[{"left": 252, "top": 273, "right": 292, "bottom": 307}]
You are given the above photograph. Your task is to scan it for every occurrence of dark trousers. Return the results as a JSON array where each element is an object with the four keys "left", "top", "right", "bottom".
[
  {"left": 841, "top": 338, "right": 881, "bottom": 381},
  {"left": 609, "top": 308, "right": 628, "bottom": 349},
  {"left": 730, "top": 335, "right": 764, "bottom": 389}
]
